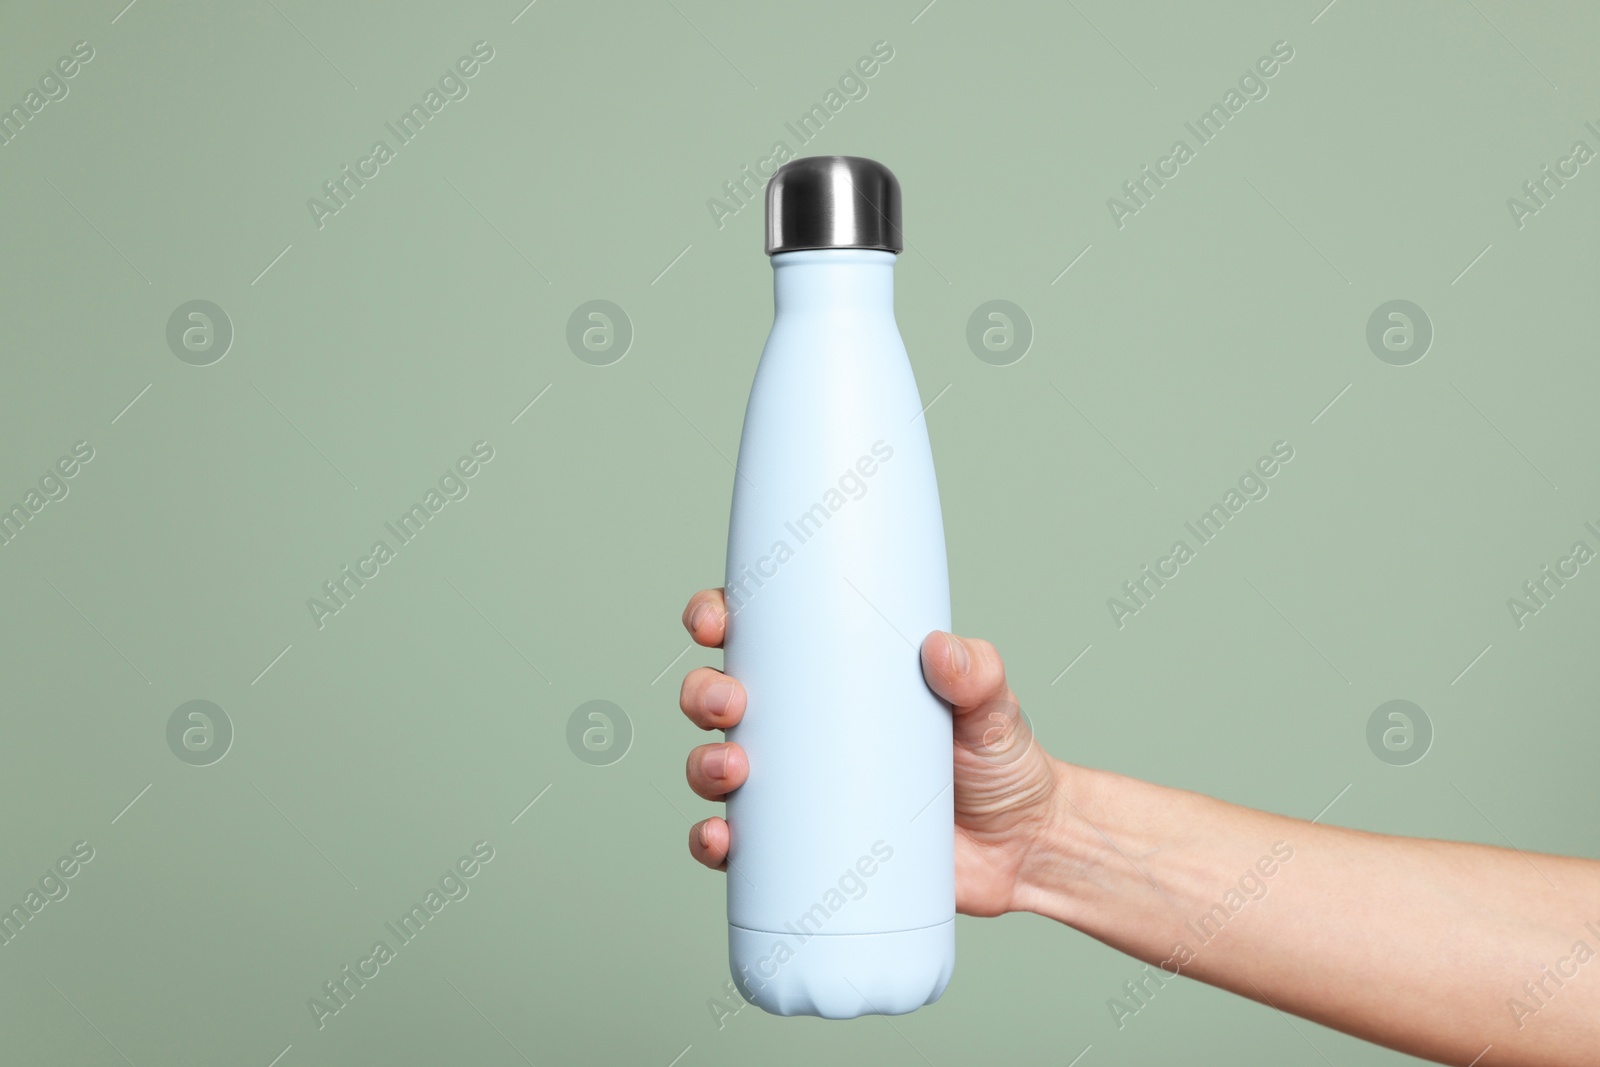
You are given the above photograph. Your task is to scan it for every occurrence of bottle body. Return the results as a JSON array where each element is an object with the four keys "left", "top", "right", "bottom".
[{"left": 724, "top": 249, "right": 954, "bottom": 1019}]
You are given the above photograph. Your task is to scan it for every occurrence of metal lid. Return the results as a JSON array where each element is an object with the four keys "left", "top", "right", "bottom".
[{"left": 764, "top": 156, "right": 903, "bottom": 255}]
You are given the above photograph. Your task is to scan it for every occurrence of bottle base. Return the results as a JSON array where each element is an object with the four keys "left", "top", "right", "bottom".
[{"left": 729, "top": 919, "right": 954, "bottom": 1019}]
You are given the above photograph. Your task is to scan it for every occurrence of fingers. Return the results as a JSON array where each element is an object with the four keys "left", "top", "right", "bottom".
[
  {"left": 682, "top": 589, "right": 728, "bottom": 648},
  {"left": 679, "top": 666, "right": 746, "bottom": 730},
  {"left": 920, "top": 631, "right": 1010, "bottom": 710},
  {"left": 679, "top": 591, "right": 743, "bottom": 731},
  {"left": 690, "top": 816, "right": 730, "bottom": 870},
  {"left": 682, "top": 589, "right": 740, "bottom": 873},
  {"left": 686, "top": 741, "right": 748, "bottom": 801}
]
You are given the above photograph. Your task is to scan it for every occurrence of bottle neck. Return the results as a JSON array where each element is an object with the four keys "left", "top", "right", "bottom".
[{"left": 771, "top": 249, "right": 896, "bottom": 316}]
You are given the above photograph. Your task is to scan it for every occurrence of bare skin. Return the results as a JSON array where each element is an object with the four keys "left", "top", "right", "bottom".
[{"left": 678, "top": 588, "right": 1600, "bottom": 1066}]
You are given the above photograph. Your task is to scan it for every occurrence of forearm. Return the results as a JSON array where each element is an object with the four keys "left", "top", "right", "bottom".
[{"left": 1016, "top": 759, "right": 1600, "bottom": 1066}]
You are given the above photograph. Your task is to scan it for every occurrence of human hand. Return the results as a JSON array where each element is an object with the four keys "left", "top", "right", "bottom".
[{"left": 678, "top": 587, "right": 1065, "bottom": 917}]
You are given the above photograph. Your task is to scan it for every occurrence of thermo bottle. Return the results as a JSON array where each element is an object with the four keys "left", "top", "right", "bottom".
[{"left": 723, "top": 156, "right": 954, "bottom": 1018}]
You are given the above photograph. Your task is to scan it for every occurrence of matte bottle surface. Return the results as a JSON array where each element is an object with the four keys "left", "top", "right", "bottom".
[{"left": 723, "top": 249, "right": 954, "bottom": 1018}]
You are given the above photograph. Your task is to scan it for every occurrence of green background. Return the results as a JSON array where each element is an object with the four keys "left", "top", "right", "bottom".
[{"left": 2, "top": 0, "right": 1597, "bottom": 1063}]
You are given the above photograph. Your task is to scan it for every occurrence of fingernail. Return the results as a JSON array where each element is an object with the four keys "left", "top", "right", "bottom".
[
  {"left": 945, "top": 633, "right": 970, "bottom": 676},
  {"left": 689, "top": 602, "right": 712, "bottom": 635},
  {"left": 699, "top": 821, "right": 712, "bottom": 850},
  {"left": 703, "top": 745, "right": 729, "bottom": 779},
  {"left": 704, "top": 680, "right": 734, "bottom": 716}
]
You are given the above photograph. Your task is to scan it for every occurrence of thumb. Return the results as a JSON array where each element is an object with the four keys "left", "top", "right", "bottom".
[{"left": 921, "top": 631, "right": 1034, "bottom": 766}]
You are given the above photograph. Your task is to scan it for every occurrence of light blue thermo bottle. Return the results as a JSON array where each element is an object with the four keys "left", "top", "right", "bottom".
[{"left": 723, "top": 156, "right": 954, "bottom": 1018}]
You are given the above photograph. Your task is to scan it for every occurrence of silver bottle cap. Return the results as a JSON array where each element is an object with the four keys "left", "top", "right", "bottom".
[{"left": 764, "top": 155, "right": 903, "bottom": 256}]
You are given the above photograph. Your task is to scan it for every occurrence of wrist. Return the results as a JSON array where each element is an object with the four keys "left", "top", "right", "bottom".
[{"left": 1009, "top": 757, "right": 1111, "bottom": 925}]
